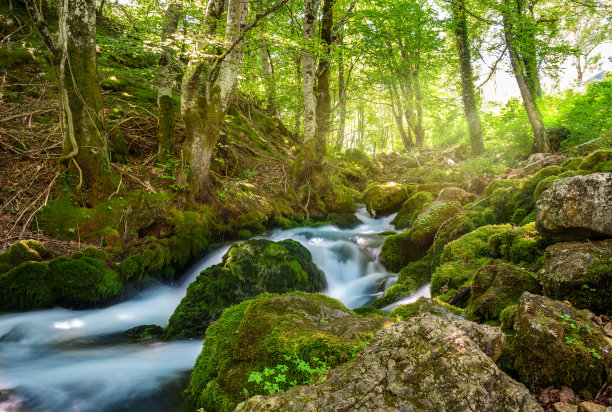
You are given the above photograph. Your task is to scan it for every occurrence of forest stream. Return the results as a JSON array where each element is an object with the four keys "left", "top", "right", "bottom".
[{"left": 0, "top": 208, "right": 429, "bottom": 412}]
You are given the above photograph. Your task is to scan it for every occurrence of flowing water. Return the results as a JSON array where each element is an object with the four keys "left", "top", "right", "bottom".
[{"left": 0, "top": 207, "right": 429, "bottom": 412}]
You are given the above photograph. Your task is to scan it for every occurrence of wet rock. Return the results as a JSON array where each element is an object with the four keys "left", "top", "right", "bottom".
[
  {"left": 123, "top": 324, "right": 164, "bottom": 342},
  {"left": 326, "top": 212, "right": 362, "bottom": 229},
  {"left": 187, "top": 293, "right": 389, "bottom": 411},
  {"left": 513, "top": 292, "right": 612, "bottom": 396},
  {"left": 236, "top": 313, "right": 541, "bottom": 412},
  {"left": 536, "top": 173, "right": 612, "bottom": 241},
  {"left": 165, "top": 239, "right": 326, "bottom": 340},
  {"left": 364, "top": 182, "right": 408, "bottom": 217},
  {"left": 540, "top": 239, "right": 612, "bottom": 314},
  {"left": 470, "top": 261, "right": 540, "bottom": 321}
]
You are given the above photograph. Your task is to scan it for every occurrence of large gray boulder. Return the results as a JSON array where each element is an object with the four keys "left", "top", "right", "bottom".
[
  {"left": 513, "top": 292, "right": 612, "bottom": 396},
  {"left": 540, "top": 240, "right": 611, "bottom": 314},
  {"left": 536, "top": 173, "right": 612, "bottom": 241},
  {"left": 235, "top": 313, "right": 541, "bottom": 412}
]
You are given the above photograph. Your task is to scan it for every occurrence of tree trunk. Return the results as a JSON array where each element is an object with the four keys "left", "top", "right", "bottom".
[
  {"left": 181, "top": 0, "right": 248, "bottom": 203},
  {"left": 334, "top": 35, "right": 346, "bottom": 154},
  {"left": 302, "top": 0, "right": 317, "bottom": 144},
  {"left": 25, "top": 0, "right": 116, "bottom": 206},
  {"left": 157, "top": 0, "right": 182, "bottom": 162},
  {"left": 389, "top": 84, "right": 412, "bottom": 149},
  {"left": 260, "top": 41, "right": 276, "bottom": 114},
  {"left": 452, "top": 0, "right": 484, "bottom": 155},
  {"left": 314, "top": 0, "right": 332, "bottom": 159},
  {"left": 502, "top": 1, "right": 548, "bottom": 153}
]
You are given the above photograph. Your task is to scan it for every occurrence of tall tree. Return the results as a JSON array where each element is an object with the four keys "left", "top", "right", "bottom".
[
  {"left": 335, "top": 34, "right": 347, "bottom": 153},
  {"left": 157, "top": 0, "right": 183, "bottom": 162},
  {"left": 502, "top": 0, "right": 548, "bottom": 153},
  {"left": 24, "top": 0, "right": 116, "bottom": 206},
  {"left": 301, "top": 0, "right": 318, "bottom": 146},
  {"left": 259, "top": 41, "right": 277, "bottom": 113},
  {"left": 313, "top": 0, "right": 333, "bottom": 158},
  {"left": 181, "top": 0, "right": 249, "bottom": 202},
  {"left": 451, "top": 0, "right": 484, "bottom": 155}
]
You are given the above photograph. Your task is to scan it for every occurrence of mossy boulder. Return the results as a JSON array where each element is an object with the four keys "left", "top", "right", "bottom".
[
  {"left": 487, "top": 222, "right": 545, "bottom": 269},
  {"left": 436, "top": 187, "right": 476, "bottom": 205},
  {"left": 440, "top": 224, "right": 512, "bottom": 263},
  {"left": 580, "top": 149, "right": 612, "bottom": 171},
  {"left": 0, "top": 240, "right": 49, "bottom": 270},
  {"left": 522, "top": 165, "right": 564, "bottom": 192},
  {"left": 326, "top": 212, "right": 362, "bottom": 229},
  {"left": 371, "top": 281, "right": 417, "bottom": 308},
  {"left": 236, "top": 314, "right": 539, "bottom": 412},
  {"left": 533, "top": 170, "right": 583, "bottom": 201},
  {"left": 561, "top": 157, "right": 584, "bottom": 171},
  {"left": 430, "top": 261, "right": 477, "bottom": 298},
  {"left": 469, "top": 262, "right": 540, "bottom": 322},
  {"left": 0, "top": 256, "right": 123, "bottom": 311},
  {"left": 512, "top": 292, "right": 612, "bottom": 396},
  {"left": 100, "top": 75, "right": 133, "bottom": 91},
  {"left": 187, "top": 292, "right": 389, "bottom": 412},
  {"left": 539, "top": 239, "right": 612, "bottom": 314},
  {"left": 363, "top": 182, "right": 408, "bottom": 217},
  {"left": 343, "top": 148, "right": 370, "bottom": 168},
  {"left": 391, "top": 297, "right": 466, "bottom": 321},
  {"left": 165, "top": 239, "right": 327, "bottom": 340},
  {"left": 391, "top": 191, "right": 435, "bottom": 230},
  {"left": 483, "top": 179, "right": 522, "bottom": 196},
  {"left": 381, "top": 201, "right": 462, "bottom": 271}
]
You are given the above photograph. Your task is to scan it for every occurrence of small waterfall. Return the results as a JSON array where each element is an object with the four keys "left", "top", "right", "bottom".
[{"left": 0, "top": 207, "right": 430, "bottom": 411}]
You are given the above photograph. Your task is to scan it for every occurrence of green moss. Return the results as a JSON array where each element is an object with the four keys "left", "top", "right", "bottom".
[
  {"left": 237, "top": 229, "right": 253, "bottom": 239},
  {"left": 441, "top": 224, "right": 512, "bottom": 263},
  {"left": 483, "top": 179, "right": 522, "bottom": 196},
  {"left": 500, "top": 304, "right": 518, "bottom": 333},
  {"left": 391, "top": 297, "right": 465, "bottom": 320},
  {"left": 344, "top": 148, "right": 370, "bottom": 167},
  {"left": 490, "top": 187, "right": 514, "bottom": 221},
  {"left": 272, "top": 216, "right": 299, "bottom": 230},
  {"left": 0, "top": 262, "right": 55, "bottom": 310},
  {"left": 561, "top": 157, "right": 584, "bottom": 171},
  {"left": 188, "top": 293, "right": 387, "bottom": 411},
  {"left": 533, "top": 170, "right": 582, "bottom": 201},
  {"left": 469, "top": 262, "right": 540, "bottom": 321},
  {"left": 430, "top": 261, "right": 475, "bottom": 297},
  {"left": 0, "top": 240, "right": 49, "bottom": 268},
  {"left": 326, "top": 213, "right": 362, "bottom": 229},
  {"left": 372, "top": 281, "right": 417, "bottom": 308},
  {"left": 391, "top": 191, "right": 435, "bottom": 230},
  {"left": 580, "top": 149, "right": 612, "bottom": 171},
  {"left": 398, "top": 259, "right": 434, "bottom": 286},
  {"left": 593, "top": 160, "right": 612, "bottom": 172},
  {"left": 165, "top": 239, "right": 327, "bottom": 340},
  {"left": 79, "top": 247, "right": 110, "bottom": 262},
  {"left": 364, "top": 182, "right": 408, "bottom": 217},
  {"left": 487, "top": 223, "right": 544, "bottom": 268},
  {"left": 0, "top": 48, "right": 35, "bottom": 68},
  {"left": 522, "top": 166, "right": 564, "bottom": 193},
  {"left": 100, "top": 75, "right": 133, "bottom": 91}
]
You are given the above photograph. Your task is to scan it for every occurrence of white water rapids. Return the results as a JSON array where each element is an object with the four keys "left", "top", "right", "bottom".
[{"left": 0, "top": 207, "right": 429, "bottom": 411}]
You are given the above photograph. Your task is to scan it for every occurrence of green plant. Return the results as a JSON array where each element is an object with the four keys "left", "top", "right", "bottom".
[
  {"left": 351, "top": 341, "right": 368, "bottom": 358},
  {"left": 156, "top": 156, "right": 189, "bottom": 191},
  {"left": 247, "top": 354, "right": 329, "bottom": 396}
]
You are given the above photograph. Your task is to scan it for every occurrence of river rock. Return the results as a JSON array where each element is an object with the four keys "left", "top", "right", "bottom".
[
  {"left": 165, "top": 239, "right": 326, "bottom": 340},
  {"left": 470, "top": 261, "right": 540, "bottom": 321},
  {"left": 540, "top": 239, "right": 611, "bottom": 314},
  {"left": 235, "top": 313, "right": 541, "bottom": 412},
  {"left": 579, "top": 402, "right": 606, "bottom": 412},
  {"left": 535, "top": 173, "right": 612, "bottom": 241},
  {"left": 364, "top": 182, "right": 409, "bottom": 217},
  {"left": 513, "top": 292, "right": 612, "bottom": 396},
  {"left": 187, "top": 293, "right": 389, "bottom": 411}
]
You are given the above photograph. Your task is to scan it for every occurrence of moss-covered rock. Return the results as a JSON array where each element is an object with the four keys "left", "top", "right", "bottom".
[
  {"left": 539, "top": 239, "right": 612, "bottom": 314},
  {"left": 469, "top": 262, "right": 540, "bottom": 322},
  {"left": 440, "top": 224, "right": 511, "bottom": 263},
  {"left": 187, "top": 292, "right": 389, "bottom": 412},
  {"left": 363, "top": 182, "right": 408, "bottom": 217},
  {"left": 371, "top": 281, "right": 417, "bottom": 308},
  {"left": 430, "top": 261, "right": 477, "bottom": 298},
  {"left": 391, "top": 297, "right": 466, "bottom": 321},
  {"left": 0, "top": 261, "right": 55, "bottom": 309},
  {"left": 561, "top": 157, "right": 584, "bottom": 171},
  {"left": 483, "top": 179, "right": 522, "bottom": 196},
  {"left": 343, "top": 148, "right": 370, "bottom": 168},
  {"left": 512, "top": 292, "right": 612, "bottom": 395},
  {"left": 165, "top": 239, "right": 327, "bottom": 340},
  {"left": 325, "top": 212, "right": 362, "bottom": 229},
  {"left": 533, "top": 170, "right": 583, "bottom": 201},
  {"left": 435, "top": 187, "right": 476, "bottom": 205},
  {"left": 0, "top": 239, "right": 49, "bottom": 269},
  {"left": 381, "top": 201, "right": 462, "bottom": 272},
  {"left": 391, "top": 191, "right": 435, "bottom": 230},
  {"left": 522, "top": 165, "right": 564, "bottom": 193},
  {"left": 580, "top": 149, "right": 612, "bottom": 171},
  {"left": 499, "top": 304, "right": 518, "bottom": 333}
]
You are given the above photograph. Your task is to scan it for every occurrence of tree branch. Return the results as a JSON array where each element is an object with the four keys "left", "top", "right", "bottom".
[{"left": 23, "top": 0, "right": 61, "bottom": 60}]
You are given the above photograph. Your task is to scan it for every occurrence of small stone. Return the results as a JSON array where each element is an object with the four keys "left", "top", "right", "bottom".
[
  {"left": 554, "top": 402, "right": 578, "bottom": 412},
  {"left": 579, "top": 402, "right": 606, "bottom": 412}
]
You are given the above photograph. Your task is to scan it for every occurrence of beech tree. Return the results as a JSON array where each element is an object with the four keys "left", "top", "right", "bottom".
[{"left": 24, "top": 0, "right": 117, "bottom": 206}]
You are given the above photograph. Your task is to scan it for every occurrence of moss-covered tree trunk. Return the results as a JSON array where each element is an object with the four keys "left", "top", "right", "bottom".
[
  {"left": 301, "top": 0, "right": 317, "bottom": 144},
  {"left": 502, "top": 0, "right": 548, "bottom": 153},
  {"left": 25, "top": 0, "right": 116, "bottom": 206},
  {"left": 181, "top": 0, "right": 248, "bottom": 203},
  {"left": 452, "top": 0, "right": 484, "bottom": 155},
  {"left": 259, "top": 41, "right": 276, "bottom": 114},
  {"left": 335, "top": 37, "right": 346, "bottom": 154},
  {"left": 156, "top": 0, "right": 182, "bottom": 162}
]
